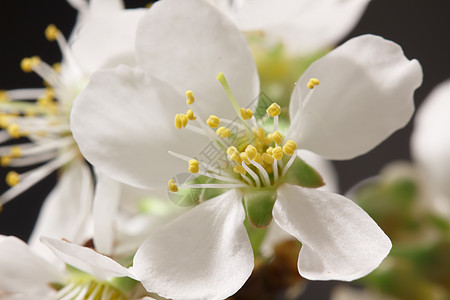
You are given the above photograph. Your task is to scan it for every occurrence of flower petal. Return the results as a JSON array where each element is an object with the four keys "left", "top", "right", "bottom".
[
  {"left": 92, "top": 171, "right": 121, "bottom": 256},
  {"left": 273, "top": 184, "right": 392, "bottom": 281},
  {"left": 89, "top": 0, "right": 124, "bottom": 12},
  {"left": 227, "top": 0, "right": 371, "bottom": 54},
  {"left": 411, "top": 79, "right": 450, "bottom": 214},
  {"left": 0, "top": 235, "right": 64, "bottom": 294},
  {"left": 71, "top": 65, "right": 209, "bottom": 189},
  {"left": 28, "top": 161, "right": 93, "bottom": 265},
  {"left": 288, "top": 34, "right": 422, "bottom": 160},
  {"left": 136, "top": 0, "right": 259, "bottom": 119},
  {"left": 40, "top": 237, "right": 136, "bottom": 280},
  {"left": 71, "top": 9, "right": 145, "bottom": 74},
  {"left": 132, "top": 189, "right": 253, "bottom": 300}
]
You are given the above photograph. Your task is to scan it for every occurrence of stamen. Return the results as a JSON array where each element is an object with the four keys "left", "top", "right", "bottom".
[
  {"left": 241, "top": 161, "right": 261, "bottom": 188},
  {"left": 168, "top": 150, "right": 223, "bottom": 174},
  {"left": 206, "top": 115, "right": 220, "bottom": 128},
  {"left": 168, "top": 179, "right": 178, "bottom": 192},
  {"left": 307, "top": 78, "right": 320, "bottom": 89},
  {"left": 249, "top": 159, "right": 271, "bottom": 186},
  {"left": 181, "top": 183, "right": 247, "bottom": 189},
  {"left": 4, "top": 88, "right": 46, "bottom": 101},
  {"left": 216, "top": 126, "right": 230, "bottom": 138},
  {"left": 185, "top": 90, "right": 195, "bottom": 105},
  {"left": 302, "top": 77, "right": 320, "bottom": 108},
  {"left": 6, "top": 171, "right": 20, "bottom": 187},
  {"left": 45, "top": 24, "right": 59, "bottom": 41},
  {"left": 20, "top": 56, "right": 41, "bottom": 73},
  {"left": 0, "top": 90, "right": 8, "bottom": 102},
  {"left": 282, "top": 151, "right": 298, "bottom": 177},
  {"left": 240, "top": 107, "right": 253, "bottom": 120},
  {"left": 186, "top": 109, "right": 196, "bottom": 120},
  {"left": 271, "top": 131, "right": 283, "bottom": 146},
  {"left": 272, "top": 146, "right": 283, "bottom": 160},
  {"left": 283, "top": 140, "right": 297, "bottom": 156},
  {"left": 188, "top": 159, "right": 200, "bottom": 173},
  {"left": 266, "top": 103, "right": 281, "bottom": 117},
  {"left": 272, "top": 159, "right": 279, "bottom": 182},
  {"left": 233, "top": 165, "right": 246, "bottom": 175},
  {"left": 7, "top": 124, "right": 21, "bottom": 138},
  {"left": 174, "top": 114, "right": 188, "bottom": 129}
]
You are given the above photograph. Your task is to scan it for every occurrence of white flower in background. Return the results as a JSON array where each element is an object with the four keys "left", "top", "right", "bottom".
[
  {"left": 0, "top": 0, "right": 144, "bottom": 209},
  {"left": 208, "top": 0, "right": 371, "bottom": 55},
  {"left": 331, "top": 285, "right": 398, "bottom": 300},
  {"left": 0, "top": 235, "right": 155, "bottom": 300},
  {"left": 411, "top": 79, "right": 450, "bottom": 217},
  {"left": 70, "top": 0, "right": 422, "bottom": 299}
]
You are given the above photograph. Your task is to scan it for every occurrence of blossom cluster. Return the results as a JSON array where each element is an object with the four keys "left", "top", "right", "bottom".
[{"left": 3, "top": 0, "right": 449, "bottom": 300}]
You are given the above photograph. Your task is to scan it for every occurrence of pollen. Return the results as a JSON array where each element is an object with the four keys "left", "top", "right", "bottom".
[
  {"left": 272, "top": 146, "right": 283, "bottom": 160},
  {"left": 6, "top": 171, "right": 20, "bottom": 187},
  {"left": 186, "top": 109, "right": 196, "bottom": 121},
  {"left": 261, "top": 152, "right": 274, "bottom": 164},
  {"left": 0, "top": 90, "right": 9, "bottom": 102},
  {"left": 185, "top": 90, "right": 195, "bottom": 105},
  {"left": 245, "top": 145, "right": 257, "bottom": 161},
  {"left": 7, "top": 124, "right": 21, "bottom": 139},
  {"left": 233, "top": 165, "right": 246, "bottom": 175},
  {"left": 307, "top": 77, "right": 320, "bottom": 89},
  {"left": 188, "top": 159, "right": 200, "bottom": 173},
  {"left": 283, "top": 140, "right": 297, "bottom": 156},
  {"left": 240, "top": 107, "right": 253, "bottom": 120},
  {"left": 206, "top": 115, "right": 220, "bottom": 128},
  {"left": 271, "top": 131, "right": 283, "bottom": 145},
  {"left": 216, "top": 126, "right": 230, "bottom": 138},
  {"left": 168, "top": 179, "right": 178, "bottom": 192},
  {"left": 10, "top": 146, "right": 21, "bottom": 158},
  {"left": 20, "top": 56, "right": 41, "bottom": 73},
  {"left": 266, "top": 103, "right": 281, "bottom": 117},
  {"left": 174, "top": 114, "right": 188, "bottom": 129},
  {"left": 1, "top": 156, "right": 11, "bottom": 167},
  {"left": 45, "top": 24, "right": 60, "bottom": 41}
]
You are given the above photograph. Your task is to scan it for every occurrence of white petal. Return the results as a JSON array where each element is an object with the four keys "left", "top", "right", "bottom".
[
  {"left": 71, "top": 65, "right": 209, "bottom": 189},
  {"left": 28, "top": 160, "right": 94, "bottom": 265},
  {"left": 71, "top": 9, "right": 145, "bottom": 74},
  {"left": 0, "top": 236, "right": 64, "bottom": 294},
  {"left": 89, "top": 0, "right": 124, "bottom": 12},
  {"left": 228, "top": 0, "right": 371, "bottom": 54},
  {"left": 92, "top": 171, "right": 121, "bottom": 256},
  {"left": 273, "top": 184, "right": 392, "bottom": 281},
  {"left": 412, "top": 79, "right": 450, "bottom": 206},
  {"left": 288, "top": 34, "right": 422, "bottom": 160},
  {"left": 132, "top": 189, "right": 253, "bottom": 300},
  {"left": 40, "top": 237, "right": 136, "bottom": 280},
  {"left": 136, "top": 0, "right": 259, "bottom": 119}
]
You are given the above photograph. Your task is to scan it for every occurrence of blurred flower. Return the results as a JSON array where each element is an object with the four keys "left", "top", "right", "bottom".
[
  {"left": 70, "top": 0, "right": 422, "bottom": 299},
  {"left": 0, "top": 235, "right": 156, "bottom": 300}
]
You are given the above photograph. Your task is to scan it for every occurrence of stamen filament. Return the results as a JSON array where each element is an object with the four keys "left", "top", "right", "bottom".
[
  {"left": 250, "top": 159, "right": 271, "bottom": 186},
  {"left": 4, "top": 88, "right": 46, "bottom": 100},
  {"left": 196, "top": 170, "right": 242, "bottom": 184},
  {"left": 241, "top": 161, "right": 261, "bottom": 188},
  {"left": 181, "top": 183, "right": 247, "bottom": 189},
  {"left": 281, "top": 151, "right": 297, "bottom": 177},
  {"left": 272, "top": 160, "right": 279, "bottom": 182}
]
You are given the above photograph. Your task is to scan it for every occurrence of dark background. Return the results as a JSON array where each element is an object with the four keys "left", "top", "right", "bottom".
[{"left": 0, "top": 0, "right": 449, "bottom": 299}]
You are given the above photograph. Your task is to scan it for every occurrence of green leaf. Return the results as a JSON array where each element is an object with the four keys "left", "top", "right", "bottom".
[
  {"left": 243, "top": 186, "right": 278, "bottom": 229},
  {"left": 280, "top": 156, "right": 324, "bottom": 188}
]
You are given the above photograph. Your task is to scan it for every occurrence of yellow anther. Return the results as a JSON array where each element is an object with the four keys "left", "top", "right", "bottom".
[
  {"left": 168, "top": 179, "right": 178, "bottom": 192},
  {"left": 245, "top": 145, "right": 257, "bottom": 161},
  {"left": 45, "top": 24, "right": 59, "bottom": 41},
  {"left": 266, "top": 103, "right": 281, "bottom": 117},
  {"left": 188, "top": 159, "right": 199, "bottom": 173},
  {"left": 229, "top": 152, "right": 242, "bottom": 164},
  {"left": 254, "top": 152, "right": 262, "bottom": 164},
  {"left": 1, "top": 156, "right": 11, "bottom": 167},
  {"left": 272, "top": 146, "right": 283, "bottom": 160},
  {"left": 0, "top": 90, "right": 9, "bottom": 102},
  {"left": 20, "top": 56, "right": 40, "bottom": 73},
  {"left": 7, "top": 124, "right": 21, "bottom": 139},
  {"left": 227, "top": 146, "right": 238, "bottom": 156},
  {"left": 6, "top": 171, "right": 20, "bottom": 187},
  {"left": 262, "top": 152, "right": 274, "bottom": 164},
  {"left": 10, "top": 146, "right": 21, "bottom": 158},
  {"left": 185, "top": 90, "right": 195, "bottom": 105},
  {"left": 283, "top": 140, "right": 298, "bottom": 156},
  {"left": 0, "top": 115, "right": 10, "bottom": 128},
  {"left": 240, "top": 107, "right": 253, "bottom": 120},
  {"left": 254, "top": 127, "right": 265, "bottom": 139},
  {"left": 174, "top": 114, "right": 188, "bottom": 129},
  {"left": 186, "top": 109, "right": 196, "bottom": 121},
  {"left": 240, "top": 152, "right": 250, "bottom": 165},
  {"left": 233, "top": 165, "right": 246, "bottom": 175},
  {"left": 307, "top": 78, "right": 320, "bottom": 89},
  {"left": 271, "top": 131, "right": 283, "bottom": 145},
  {"left": 216, "top": 126, "right": 231, "bottom": 138},
  {"left": 206, "top": 115, "right": 220, "bottom": 128},
  {"left": 52, "top": 62, "right": 61, "bottom": 73},
  {"left": 266, "top": 147, "right": 274, "bottom": 155}
]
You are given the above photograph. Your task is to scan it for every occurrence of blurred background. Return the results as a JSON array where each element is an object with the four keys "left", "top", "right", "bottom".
[{"left": 0, "top": 0, "right": 449, "bottom": 299}]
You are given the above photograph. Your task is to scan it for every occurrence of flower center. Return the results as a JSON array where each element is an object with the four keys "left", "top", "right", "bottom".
[{"left": 167, "top": 73, "right": 321, "bottom": 193}]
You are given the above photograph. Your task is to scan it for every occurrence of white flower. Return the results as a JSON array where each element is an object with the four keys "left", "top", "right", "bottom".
[
  {"left": 0, "top": 0, "right": 144, "bottom": 209},
  {"left": 208, "top": 0, "right": 371, "bottom": 55},
  {"left": 411, "top": 79, "right": 450, "bottom": 217},
  {"left": 0, "top": 235, "right": 152, "bottom": 300},
  {"left": 70, "top": 0, "right": 422, "bottom": 299}
]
